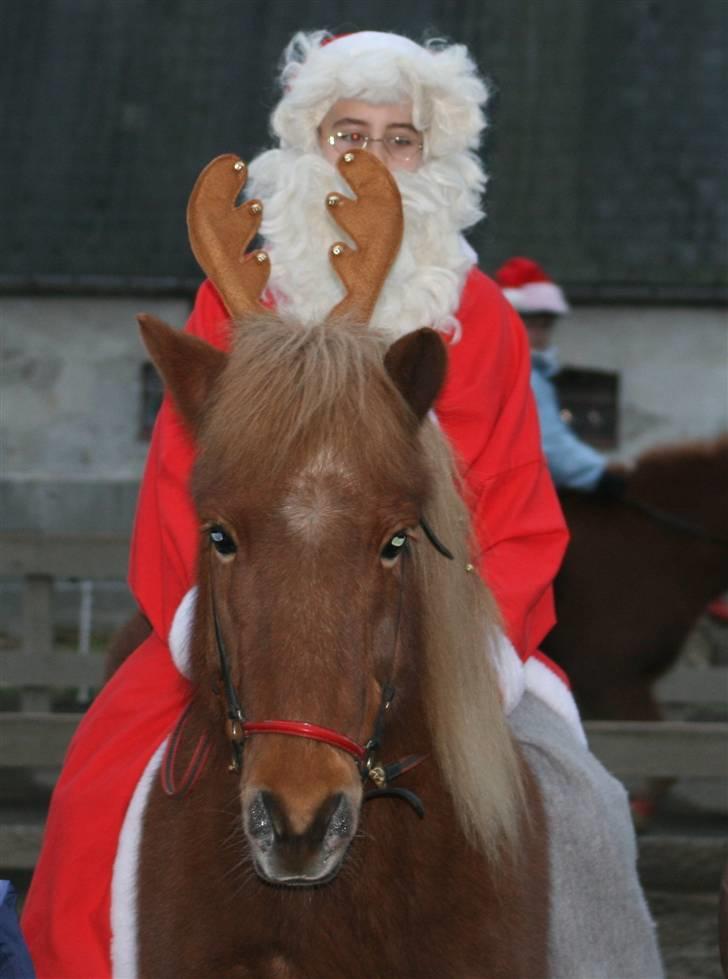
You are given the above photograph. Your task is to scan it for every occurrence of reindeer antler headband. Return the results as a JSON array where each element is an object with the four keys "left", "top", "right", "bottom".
[{"left": 186, "top": 151, "right": 403, "bottom": 325}]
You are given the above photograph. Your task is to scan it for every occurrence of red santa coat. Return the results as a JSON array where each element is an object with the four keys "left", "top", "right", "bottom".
[{"left": 22, "top": 267, "right": 572, "bottom": 978}]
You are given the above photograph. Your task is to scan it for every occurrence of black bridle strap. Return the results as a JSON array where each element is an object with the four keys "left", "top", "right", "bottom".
[
  {"left": 362, "top": 682, "right": 396, "bottom": 760},
  {"left": 364, "top": 786, "right": 425, "bottom": 818},
  {"left": 210, "top": 587, "right": 246, "bottom": 771},
  {"left": 211, "top": 591, "right": 244, "bottom": 723},
  {"left": 361, "top": 553, "right": 427, "bottom": 817},
  {"left": 420, "top": 516, "right": 455, "bottom": 560},
  {"left": 623, "top": 497, "right": 728, "bottom": 548}
]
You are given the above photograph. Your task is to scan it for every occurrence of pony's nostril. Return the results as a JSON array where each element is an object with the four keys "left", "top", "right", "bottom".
[
  {"left": 248, "top": 790, "right": 355, "bottom": 850},
  {"left": 248, "top": 791, "right": 275, "bottom": 840},
  {"left": 325, "top": 793, "right": 354, "bottom": 840},
  {"left": 244, "top": 787, "right": 358, "bottom": 884},
  {"left": 310, "top": 792, "right": 342, "bottom": 841}
]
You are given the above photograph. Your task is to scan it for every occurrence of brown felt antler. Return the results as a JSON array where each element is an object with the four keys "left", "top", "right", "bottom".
[
  {"left": 187, "top": 154, "right": 270, "bottom": 319},
  {"left": 325, "top": 150, "right": 404, "bottom": 324}
]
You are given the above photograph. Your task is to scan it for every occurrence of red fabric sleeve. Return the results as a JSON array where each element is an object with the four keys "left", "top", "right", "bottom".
[
  {"left": 436, "top": 268, "right": 568, "bottom": 659},
  {"left": 128, "top": 281, "right": 231, "bottom": 638}
]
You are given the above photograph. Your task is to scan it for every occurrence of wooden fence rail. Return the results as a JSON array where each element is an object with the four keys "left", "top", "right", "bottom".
[
  {"left": 0, "top": 533, "right": 129, "bottom": 580},
  {"left": 1, "top": 534, "right": 129, "bottom": 870},
  {"left": 655, "top": 666, "right": 728, "bottom": 706},
  {"left": 1, "top": 533, "right": 128, "bottom": 707}
]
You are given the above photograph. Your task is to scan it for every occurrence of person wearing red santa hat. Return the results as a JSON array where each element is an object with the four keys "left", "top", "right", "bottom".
[
  {"left": 495, "top": 256, "right": 628, "bottom": 498},
  {"left": 22, "top": 31, "right": 662, "bottom": 978}
]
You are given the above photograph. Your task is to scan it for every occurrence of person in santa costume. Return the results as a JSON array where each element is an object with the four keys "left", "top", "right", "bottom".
[
  {"left": 22, "top": 30, "right": 662, "bottom": 977},
  {"left": 495, "top": 256, "right": 628, "bottom": 498}
]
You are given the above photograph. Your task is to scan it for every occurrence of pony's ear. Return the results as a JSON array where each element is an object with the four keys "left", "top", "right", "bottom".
[
  {"left": 383, "top": 328, "right": 448, "bottom": 422},
  {"left": 138, "top": 313, "right": 228, "bottom": 433}
]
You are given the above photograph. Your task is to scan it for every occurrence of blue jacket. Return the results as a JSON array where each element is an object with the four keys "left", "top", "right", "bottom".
[
  {"left": 0, "top": 881, "right": 35, "bottom": 979},
  {"left": 530, "top": 349, "right": 606, "bottom": 491}
]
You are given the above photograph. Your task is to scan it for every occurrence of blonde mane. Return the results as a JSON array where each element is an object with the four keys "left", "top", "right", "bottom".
[
  {"left": 197, "top": 314, "right": 415, "bottom": 492},
  {"left": 414, "top": 422, "right": 524, "bottom": 858},
  {"left": 199, "top": 314, "right": 523, "bottom": 858}
]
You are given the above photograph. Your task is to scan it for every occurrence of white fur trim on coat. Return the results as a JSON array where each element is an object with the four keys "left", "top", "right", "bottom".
[
  {"left": 168, "top": 586, "right": 197, "bottom": 678},
  {"left": 492, "top": 631, "right": 526, "bottom": 714},
  {"left": 111, "top": 739, "right": 167, "bottom": 978},
  {"left": 524, "top": 656, "right": 587, "bottom": 745}
]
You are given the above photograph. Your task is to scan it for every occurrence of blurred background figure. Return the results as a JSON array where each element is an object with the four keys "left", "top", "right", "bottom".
[
  {"left": 495, "top": 256, "right": 627, "bottom": 499},
  {"left": 0, "top": 881, "right": 35, "bottom": 979}
]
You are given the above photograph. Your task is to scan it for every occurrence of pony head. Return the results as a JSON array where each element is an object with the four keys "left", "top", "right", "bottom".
[{"left": 140, "top": 308, "right": 447, "bottom": 883}]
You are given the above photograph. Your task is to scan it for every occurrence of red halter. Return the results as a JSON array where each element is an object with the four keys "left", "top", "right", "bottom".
[{"left": 229, "top": 719, "right": 367, "bottom": 764}]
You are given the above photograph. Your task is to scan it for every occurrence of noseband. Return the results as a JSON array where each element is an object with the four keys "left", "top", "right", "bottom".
[
  {"left": 213, "top": 589, "right": 398, "bottom": 786},
  {"left": 183, "top": 517, "right": 455, "bottom": 816}
]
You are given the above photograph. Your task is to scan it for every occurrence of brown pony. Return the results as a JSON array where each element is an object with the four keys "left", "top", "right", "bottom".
[
  {"left": 544, "top": 435, "right": 728, "bottom": 723},
  {"left": 129, "top": 155, "right": 549, "bottom": 978}
]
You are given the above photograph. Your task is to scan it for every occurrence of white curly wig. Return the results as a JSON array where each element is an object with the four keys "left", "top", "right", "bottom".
[
  {"left": 271, "top": 31, "right": 489, "bottom": 161},
  {"left": 245, "top": 30, "right": 491, "bottom": 340}
]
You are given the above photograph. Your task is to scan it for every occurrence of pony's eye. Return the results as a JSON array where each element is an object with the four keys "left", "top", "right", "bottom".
[
  {"left": 209, "top": 525, "right": 237, "bottom": 557},
  {"left": 380, "top": 531, "right": 408, "bottom": 565}
]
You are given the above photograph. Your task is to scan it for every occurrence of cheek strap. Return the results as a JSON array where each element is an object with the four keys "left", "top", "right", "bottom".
[{"left": 420, "top": 516, "right": 454, "bottom": 560}]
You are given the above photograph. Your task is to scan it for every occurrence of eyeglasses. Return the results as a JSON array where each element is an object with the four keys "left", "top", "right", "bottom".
[{"left": 327, "top": 130, "right": 424, "bottom": 163}]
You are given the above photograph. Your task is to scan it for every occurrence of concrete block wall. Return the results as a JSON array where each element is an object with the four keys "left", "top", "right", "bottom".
[
  {"left": 2, "top": 296, "right": 727, "bottom": 534},
  {"left": 2, "top": 296, "right": 190, "bottom": 534},
  {"left": 557, "top": 306, "right": 728, "bottom": 461}
]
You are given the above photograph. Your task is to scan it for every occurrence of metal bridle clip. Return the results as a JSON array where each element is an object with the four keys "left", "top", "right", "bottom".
[
  {"left": 226, "top": 717, "right": 245, "bottom": 743},
  {"left": 368, "top": 764, "right": 387, "bottom": 788}
]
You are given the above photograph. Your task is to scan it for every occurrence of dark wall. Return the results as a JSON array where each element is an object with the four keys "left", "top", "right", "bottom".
[{"left": 3, "top": 0, "right": 726, "bottom": 299}]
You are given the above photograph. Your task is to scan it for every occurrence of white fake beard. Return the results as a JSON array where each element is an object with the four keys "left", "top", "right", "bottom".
[{"left": 246, "top": 149, "right": 485, "bottom": 340}]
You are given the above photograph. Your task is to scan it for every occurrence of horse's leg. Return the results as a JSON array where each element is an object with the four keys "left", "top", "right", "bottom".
[{"left": 103, "top": 608, "right": 152, "bottom": 682}]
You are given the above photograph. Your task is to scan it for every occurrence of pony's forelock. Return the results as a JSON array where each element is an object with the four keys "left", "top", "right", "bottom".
[{"left": 195, "top": 314, "right": 414, "bottom": 494}]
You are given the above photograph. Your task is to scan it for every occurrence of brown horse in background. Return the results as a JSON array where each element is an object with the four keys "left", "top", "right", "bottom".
[
  {"left": 124, "top": 154, "right": 549, "bottom": 978},
  {"left": 544, "top": 435, "right": 728, "bottom": 723}
]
